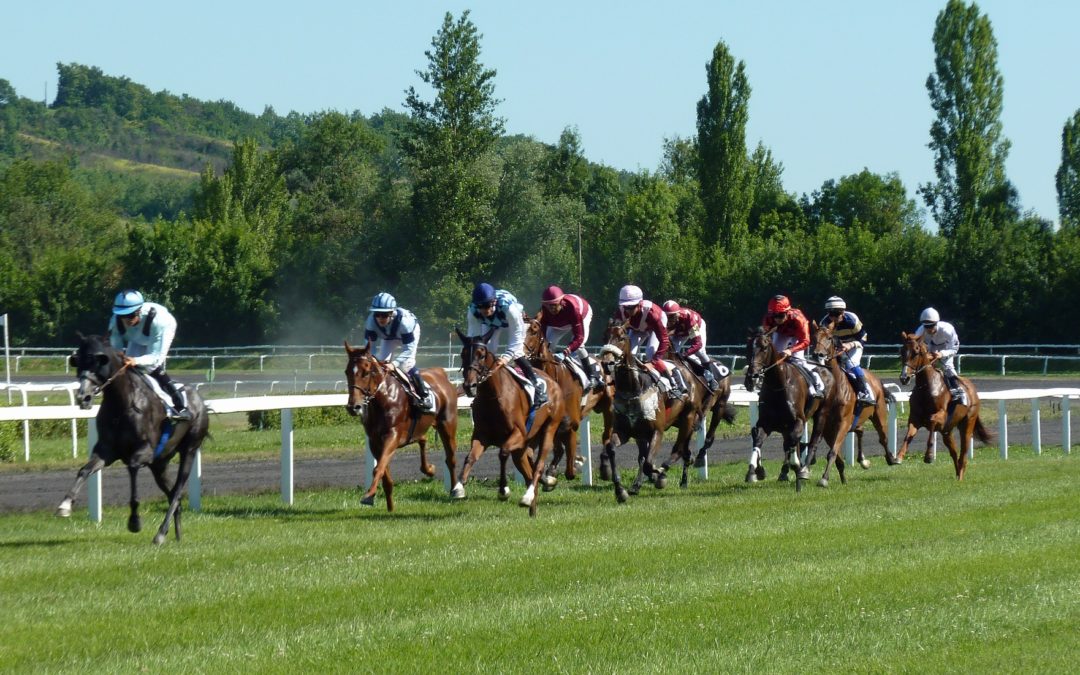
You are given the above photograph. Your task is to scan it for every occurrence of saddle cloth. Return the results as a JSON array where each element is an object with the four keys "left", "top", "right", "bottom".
[
  {"left": 386, "top": 364, "right": 437, "bottom": 410},
  {"left": 136, "top": 371, "right": 180, "bottom": 416},
  {"left": 506, "top": 365, "right": 539, "bottom": 408}
]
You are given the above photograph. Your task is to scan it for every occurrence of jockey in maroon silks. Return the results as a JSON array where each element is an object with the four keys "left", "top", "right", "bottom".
[
  {"left": 613, "top": 284, "right": 688, "bottom": 399},
  {"left": 761, "top": 294, "right": 824, "bottom": 398},
  {"left": 662, "top": 300, "right": 721, "bottom": 393},
  {"left": 538, "top": 285, "right": 603, "bottom": 390}
]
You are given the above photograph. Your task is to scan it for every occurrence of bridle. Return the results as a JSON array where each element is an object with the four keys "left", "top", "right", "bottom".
[
  {"left": 348, "top": 354, "right": 386, "bottom": 405},
  {"left": 76, "top": 356, "right": 131, "bottom": 398},
  {"left": 899, "top": 340, "right": 933, "bottom": 383}
]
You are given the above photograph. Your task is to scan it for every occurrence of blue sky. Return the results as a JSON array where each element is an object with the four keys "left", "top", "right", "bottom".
[{"left": 5, "top": 0, "right": 1078, "bottom": 226}]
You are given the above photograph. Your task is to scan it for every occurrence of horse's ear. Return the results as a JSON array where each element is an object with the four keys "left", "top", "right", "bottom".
[
  {"left": 362, "top": 340, "right": 372, "bottom": 354},
  {"left": 75, "top": 330, "right": 85, "bottom": 341},
  {"left": 455, "top": 326, "right": 468, "bottom": 344},
  {"left": 344, "top": 339, "right": 352, "bottom": 352},
  {"left": 482, "top": 326, "right": 497, "bottom": 343},
  {"left": 811, "top": 319, "right": 819, "bottom": 330}
]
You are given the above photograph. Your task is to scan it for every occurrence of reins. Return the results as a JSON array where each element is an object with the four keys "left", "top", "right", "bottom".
[{"left": 83, "top": 360, "right": 133, "bottom": 397}]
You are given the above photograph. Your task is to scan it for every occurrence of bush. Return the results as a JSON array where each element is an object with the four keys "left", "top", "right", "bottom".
[
  {"left": 247, "top": 405, "right": 355, "bottom": 431},
  {"left": 0, "top": 422, "right": 18, "bottom": 463}
]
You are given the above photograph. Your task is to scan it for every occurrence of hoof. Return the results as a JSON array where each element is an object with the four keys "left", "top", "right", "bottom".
[
  {"left": 573, "top": 456, "right": 585, "bottom": 469},
  {"left": 817, "top": 478, "right": 829, "bottom": 488},
  {"left": 422, "top": 463, "right": 436, "bottom": 477},
  {"left": 599, "top": 463, "right": 612, "bottom": 482},
  {"left": 56, "top": 506, "right": 71, "bottom": 518},
  {"left": 499, "top": 486, "right": 511, "bottom": 501},
  {"left": 127, "top": 516, "right": 142, "bottom": 533},
  {"left": 615, "top": 487, "right": 629, "bottom": 503},
  {"left": 654, "top": 472, "right": 667, "bottom": 489},
  {"left": 745, "top": 468, "right": 758, "bottom": 483},
  {"left": 797, "top": 467, "right": 810, "bottom": 480},
  {"left": 795, "top": 477, "right": 805, "bottom": 493},
  {"left": 923, "top": 454, "right": 935, "bottom": 464},
  {"left": 518, "top": 486, "right": 535, "bottom": 508},
  {"left": 450, "top": 483, "right": 466, "bottom": 500},
  {"left": 627, "top": 485, "right": 640, "bottom": 496},
  {"left": 755, "top": 465, "right": 767, "bottom": 481},
  {"left": 788, "top": 451, "right": 801, "bottom": 470},
  {"left": 860, "top": 459, "right": 871, "bottom": 470},
  {"left": 777, "top": 471, "right": 790, "bottom": 482},
  {"left": 693, "top": 451, "right": 707, "bottom": 468},
  {"left": 886, "top": 454, "right": 901, "bottom": 466},
  {"left": 360, "top": 494, "right": 375, "bottom": 507},
  {"left": 152, "top": 533, "right": 167, "bottom": 546}
]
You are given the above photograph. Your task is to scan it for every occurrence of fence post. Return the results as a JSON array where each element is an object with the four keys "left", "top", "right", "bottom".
[
  {"left": 887, "top": 399, "right": 898, "bottom": 460},
  {"left": 580, "top": 415, "right": 593, "bottom": 486},
  {"left": 1000, "top": 356, "right": 1006, "bottom": 376},
  {"left": 696, "top": 416, "right": 708, "bottom": 480},
  {"left": 998, "top": 400, "right": 1008, "bottom": 459},
  {"left": 365, "top": 434, "right": 375, "bottom": 490},
  {"left": 843, "top": 432, "right": 855, "bottom": 466},
  {"left": 1063, "top": 396, "right": 1072, "bottom": 455},
  {"left": 281, "top": 408, "right": 294, "bottom": 505},
  {"left": 18, "top": 387, "right": 29, "bottom": 461},
  {"left": 87, "top": 420, "right": 101, "bottom": 522},
  {"left": 1031, "top": 398, "right": 1041, "bottom": 455},
  {"left": 189, "top": 449, "right": 202, "bottom": 512}
]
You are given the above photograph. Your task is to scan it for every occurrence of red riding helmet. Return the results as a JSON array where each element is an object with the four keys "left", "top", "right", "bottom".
[
  {"left": 767, "top": 295, "right": 791, "bottom": 314},
  {"left": 541, "top": 285, "right": 565, "bottom": 303},
  {"left": 662, "top": 300, "right": 681, "bottom": 314}
]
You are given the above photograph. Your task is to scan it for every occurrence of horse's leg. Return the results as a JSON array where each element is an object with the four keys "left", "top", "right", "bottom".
[
  {"left": 956, "top": 416, "right": 975, "bottom": 481},
  {"left": 747, "top": 425, "right": 767, "bottom": 483},
  {"left": 896, "top": 421, "right": 919, "bottom": 463},
  {"left": 628, "top": 434, "right": 650, "bottom": 495},
  {"left": 924, "top": 420, "right": 940, "bottom": 464},
  {"left": 153, "top": 448, "right": 197, "bottom": 545},
  {"left": 605, "top": 431, "right": 628, "bottom": 503},
  {"left": 56, "top": 452, "right": 108, "bottom": 517},
  {"left": 382, "top": 464, "right": 394, "bottom": 512},
  {"left": 452, "top": 438, "right": 488, "bottom": 499},
  {"left": 564, "top": 420, "right": 579, "bottom": 481},
  {"left": 362, "top": 434, "right": 399, "bottom": 507},
  {"left": 870, "top": 404, "right": 892, "bottom": 464},
  {"left": 939, "top": 427, "right": 962, "bottom": 478},
  {"left": 127, "top": 464, "right": 143, "bottom": 533},
  {"left": 525, "top": 422, "right": 559, "bottom": 516},
  {"left": 668, "top": 419, "right": 696, "bottom": 489},
  {"left": 435, "top": 421, "right": 457, "bottom": 496},
  {"left": 543, "top": 435, "right": 566, "bottom": 491},
  {"left": 417, "top": 437, "right": 436, "bottom": 478},
  {"left": 599, "top": 406, "right": 615, "bottom": 481},
  {"left": 854, "top": 428, "right": 869, "bottom": 469},
  {"left": 498, "top": 450, "right": 511, "bottom": 501}
]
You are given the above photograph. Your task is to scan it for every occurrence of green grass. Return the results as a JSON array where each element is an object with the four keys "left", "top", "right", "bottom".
[{"left": 0, "top": 452, "right": 1077, "bottom": 672}]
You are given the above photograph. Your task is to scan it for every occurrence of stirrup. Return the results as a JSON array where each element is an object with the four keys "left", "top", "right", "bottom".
[
  {"left": 857, "top": 390, "right": 876, "bottom": 404},
  {"left": 170, "top": 407, "right": 193, "bottom": 422}
]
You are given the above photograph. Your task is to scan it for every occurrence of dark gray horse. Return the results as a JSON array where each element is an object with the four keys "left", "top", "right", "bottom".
[{"left": 56, "top": 334, "right": 209, "bottom": 544}]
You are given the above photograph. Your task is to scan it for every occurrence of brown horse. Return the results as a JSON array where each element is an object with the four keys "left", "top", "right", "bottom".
[
  {"left": 810, "top": 320, "right": 896, "bottom": 468},
  {"left": 681, "top": 353, "right": 737, "bottom": 467},
  {"left": 597, "top": 319, "right": 706, "bottom": 502},
  {"left": 896, "top": 332, "right": 992, "bottom": 479},
  {"left": 523, "top": 314, "right": 615, "bottom": 490},
  {"left": 451, "top": 329, "right": 565, "bottom": 517},
  {"left": 344, "top": 342, "right": 458, "bottom": 511},
  {"left": 745, "top": 326, "right": 848, "bottom": 491}
]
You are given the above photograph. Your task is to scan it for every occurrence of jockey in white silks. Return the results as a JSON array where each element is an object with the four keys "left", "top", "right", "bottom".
[
  {"left": 363, "top": 292, "right": 434, "bottom": 411},
  {"left": 913, "top": 306, "right": 967, "bottom": 406}
]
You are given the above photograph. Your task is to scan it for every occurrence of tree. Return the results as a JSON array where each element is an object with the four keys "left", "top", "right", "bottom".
[
  {"left": 0, "top": 79, "right": 19, "bottom": 156},
  {"left": 804, "top": 169, "right": 921, "bottom": 236},
  {"left": 696, "top": 40, "right": 752, "bottom": 246},
  {"left": 920, "top": 0, "right": 1010, "bottom": 236},
  {"left": 402, "top": 11, "right": 504, "bottom": 282},
  {"left": 1056, "top": 109, "right": 1080, "bottom": 229}
]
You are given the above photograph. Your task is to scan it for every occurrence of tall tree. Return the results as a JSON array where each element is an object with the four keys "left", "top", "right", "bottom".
[
  {"left": 920, "top": 0, "right": 1010, "bottom": 237},
  {"left": 696, "top": 40, "right": 752, "bottom": 246},
  {"left": 402, "top": 10, "right": 504, "bottom": 283},
  {"left": 1056, "top": 109, "right": 1080, "bottom": 229}
]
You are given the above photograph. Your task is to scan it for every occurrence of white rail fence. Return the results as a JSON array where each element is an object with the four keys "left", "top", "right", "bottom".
[{"left": 1, "top": 384, "right": 1076, "bottom": 523}]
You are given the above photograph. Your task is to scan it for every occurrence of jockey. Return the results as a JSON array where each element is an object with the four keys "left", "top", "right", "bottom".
[
  {"left": 363, "top": 292, "right": 435, "bottom": 412},
  {"left": 820, "top": 296, "right": 875, "bottom": 404},
  {"left": 662, "top": 300, "right": 719, "bottom": 393},
  {"left": 613, "top": 284, "right": 687, "bottom": 399},
  {"left": 467, "top": 282, "right": 548, "bottom": 406},
  {"left": 538, "top": 285, "right": 603, "bottom": 391},
  {"left": 107, "top": 289, "right": 190, "bottom": 421},
  {"left": 914, "top": 307, "right": 967, "bottom": 406},
  {"left": 761, "top": 294, "right": 824, "bottom": 398}
]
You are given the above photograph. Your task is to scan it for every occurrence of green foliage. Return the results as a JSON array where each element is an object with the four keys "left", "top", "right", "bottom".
[
  {"left": 0, "top": 422, "right": 16, "bottom": 462},
  {"left": 803, "top": 169, "right": 921, "bottom": 235},
  {"left": 246, "top": 405, "right": 355, "bottom": 431},
  {"left": 1057, "top": 110, "right": 1080, "bottom": 229}
]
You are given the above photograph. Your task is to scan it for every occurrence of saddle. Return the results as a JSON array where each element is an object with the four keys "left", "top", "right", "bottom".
[
  {"left": 386, "top": 364, "right": 436, "bottom": 412},
  {"left": 136, "top": 371, "right": 184, "bottom": 417},
  {"left": 506, "top": 364, "right": 544, "bottom": 409}
]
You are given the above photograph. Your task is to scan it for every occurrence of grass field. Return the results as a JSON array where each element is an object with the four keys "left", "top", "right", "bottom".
[{"left": 0, "top": 451, "right": 1076, "bottom": 672}]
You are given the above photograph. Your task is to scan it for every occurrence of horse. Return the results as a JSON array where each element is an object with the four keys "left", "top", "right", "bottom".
[
  {"left": 344, "top": 341, "right": 458, "bottom": 511},
  {"left": 896, "top": 332, "right": 992, "bottom": 479},
  {"left": 681, "top": 354, "right": 737, "bottom": 467},
  {"left": 451, "top": 329, "right": 565, "bottom": 517},
  {"left": 744, "top": 326, "right": 847, "bottom": 491},
  {"left": 597, "top": 319, "right": 706, "bottom": 502},
  {"left": 810, "top": 320, "right": 896, "bottom": 468},
  {"left": 522, "top": 314, "right": 615, "bottom": 490},
  {"left": 56, "top": 334, "right": 209, "bottom": 544}
]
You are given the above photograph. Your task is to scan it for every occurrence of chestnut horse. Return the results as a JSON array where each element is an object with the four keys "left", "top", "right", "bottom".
[
  {"left": 685, "top": 355, "right": 737, "bottom": 467},
  {"left": 896, "top": 332, "right": 992, "bottom": 479},
  {"left": 810, "top": 320, "right": 896, "bottom": 468},
  {"left": 344, "top": 342, "right": 458, "bottom": 511},
  {"left": 744, "top": 326, "right": 845, "bottom": 491},
  {"left": 451, "top": 329, "right": 565, "bottom": 517},
  {"left": 597, "top": 320, "right": 706, "bottom": 502},
  {"left": 523, "top": 314, "right": 614, "bottom": 490},
  {"left": 57, "top": 334, "right": 209, "bottom": 544}
]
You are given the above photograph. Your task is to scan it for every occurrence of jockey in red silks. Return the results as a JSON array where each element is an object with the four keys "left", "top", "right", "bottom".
[
  {"left": 761, "top": 294, "right": 824, "bottom": 398},
  {"left": 538, "top": 285, "right": 603, "bottom": 390},
  {"left": 662, "top": 300, "right": 720, "bottom": 393},
  {"left": 612, "top": 284, "right": 688, "bottom": 399}
]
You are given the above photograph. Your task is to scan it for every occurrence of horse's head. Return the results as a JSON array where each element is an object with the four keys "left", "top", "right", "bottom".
[
  {"left": 344, "top": 340, "right": 384, "bottom": 415},
  {"left": 456, "top": 327, "right": 498, "bottom": 397},
  {"left": 898, "top": 331, "right": 930, "bottom": 385},
  {"left": 522, "top": 313, "right": 549, "bottom": 361},
  {"left": 744, "top": 326, "right": 776, "bottom": 392},
  {"left": 810, "top": 320, "right": 837, "bottom": 365},
  {"left": 69, "top": 333, "right": 123, "bottom": 409},
  {"left": 598, "top": 318, "right": 632, "bottom": 375}
]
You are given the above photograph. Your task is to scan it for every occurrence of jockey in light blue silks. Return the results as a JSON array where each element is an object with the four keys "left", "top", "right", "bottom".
[
  {"left": 108, "top": 289, "right": 191, "bottom": 421},
  {"left": 363, "top": 292, "right": 435, "bottom": 412},
  {"left": 819, "top": 296, "right": 875, "bottom": 404},
  {"left": 914, "top": 306, "right": 967, "bottom": 406},
  {"left": 466, "top": 282, "right": 548, "bottom": 406}
]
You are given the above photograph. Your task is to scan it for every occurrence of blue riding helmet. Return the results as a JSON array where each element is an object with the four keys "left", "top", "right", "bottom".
[
  {"left": 369, "top": 292, "right": 397, "bottom": 313},
  {"left": 472, "top": 283, "right": 496, "bottom": 305},
  {"left": 113, "top": 289, "right": 144, "bottom": 316}
]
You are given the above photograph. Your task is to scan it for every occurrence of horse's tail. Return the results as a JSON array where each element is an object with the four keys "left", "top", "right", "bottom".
[{"left": 973, "top": 416, "right": 994, "bottom": 445}]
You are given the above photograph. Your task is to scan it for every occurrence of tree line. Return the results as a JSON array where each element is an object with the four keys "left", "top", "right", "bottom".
[{"left": 1, "top": 1, "right": 1079, "bottom": 349}]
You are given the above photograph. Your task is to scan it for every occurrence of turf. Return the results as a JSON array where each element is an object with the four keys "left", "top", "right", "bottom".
[{"left": 0, "top": 451, "right": 1076, "bottom": 673}]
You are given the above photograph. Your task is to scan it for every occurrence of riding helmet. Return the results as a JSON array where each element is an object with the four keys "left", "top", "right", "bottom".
[
  {"left": 661, "top": 300, "right": 681, "bottom": 314},
  {"left": 824, "top": 296, "right": 846, "bottom": 311},
  {"left": 767, "top": 295, "right": 791, "bottom": 314},
  {"left": 920, "top": 307, "right": 940, "bottom": 325},
  {"left": 369, "top": 292, "right": 397, "bottom": 313},
  {"left": 472, "top": 282, "right": 496, "bottom": 305},
  {"left": 113, "top": 289, "right": 144, "bottom": 316},
  {"left": 541, "top": 285, "right": 565, "bottom": 303},
  {"left": 618, "top": 284, "right": 643, "bottom": 306}
]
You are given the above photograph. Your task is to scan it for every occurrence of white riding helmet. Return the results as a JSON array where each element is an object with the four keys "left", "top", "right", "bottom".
[
  {"left": 369, "top": 292, "right": 397, "bottom": 313},
  {"left": 824, "top": 296, "right": 846, "bottom": 311},
  {"left": 618, "top": 284, "right": 643, "bottom": 306},
  {"left": 920, "top": 307, "right": 940, "bottom": 325},
  {"left": 113, "top": 289, "right": 144, "bottom": 316}
]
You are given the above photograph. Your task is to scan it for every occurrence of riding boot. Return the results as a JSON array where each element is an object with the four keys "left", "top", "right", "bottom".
[
  {"left": 516, "top": 357, "right": 548, "bottom": 406},
  {"left": 853, "top": 369, "right": 875, "bottom": 404},
  {"left": 702, "top": 368, "right": 718, "bottom": 394},
  {"left": 154, "top": 371, "right": 192, "bottom": 421},
  {"left": 409, "top": 368, "right": 435, "bottom": 412},
  {"left": 580, "top": 355, "right": 603, "bottom": 391},
  {"left": 945, "top": 373, "right": 968, "bottom": 406},
  {"left": 809, "top": 368, "right": 825, "bottom": 399},
  {"left": 670, "top": 367, "right": 689, "bottom": 400}
]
